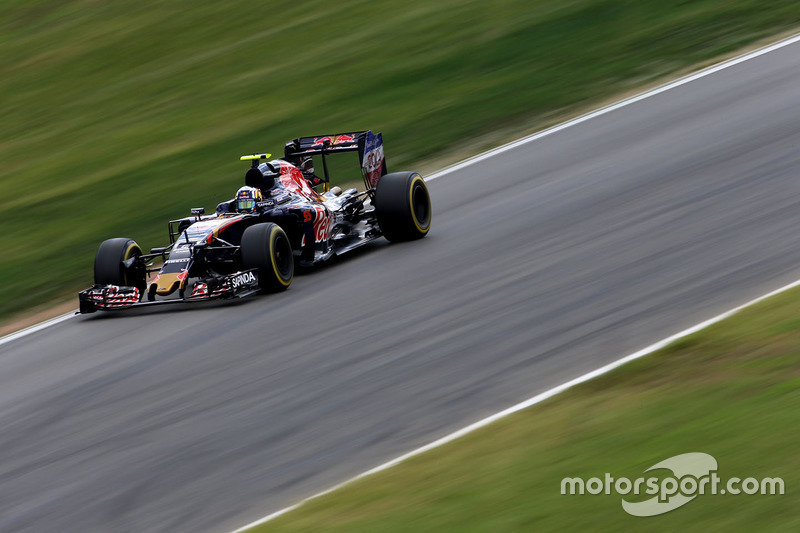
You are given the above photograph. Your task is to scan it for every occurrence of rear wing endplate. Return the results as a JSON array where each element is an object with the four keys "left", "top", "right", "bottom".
[{"left": 284, "top": 130, "right": 387, "bottom": 189}]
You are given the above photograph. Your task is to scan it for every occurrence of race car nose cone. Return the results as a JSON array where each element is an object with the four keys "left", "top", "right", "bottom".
[{"left": 154, "top": 273, "right": 181, "bottom": 296}]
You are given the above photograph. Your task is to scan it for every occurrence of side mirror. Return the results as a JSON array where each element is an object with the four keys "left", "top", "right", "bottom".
[{"left": 191, "top": 207, "right": 205, "bottom": 216}]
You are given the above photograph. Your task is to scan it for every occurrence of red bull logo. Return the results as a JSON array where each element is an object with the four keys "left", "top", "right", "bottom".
[{"left": 312, "top": 134, "right": 356, "bottom": 147}]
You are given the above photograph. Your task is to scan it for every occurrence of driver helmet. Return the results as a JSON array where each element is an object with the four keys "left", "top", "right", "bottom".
[{"left": 235, "top": 186, "right": 262, "bottom": 213}]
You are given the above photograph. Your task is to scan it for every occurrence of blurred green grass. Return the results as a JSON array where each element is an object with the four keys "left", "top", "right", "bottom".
[
  {"left": 253, "top": 286, "right": 800, "bottom": 532},
  {"left": 2, "top": 0, "right": 800, "bottom": 319}
]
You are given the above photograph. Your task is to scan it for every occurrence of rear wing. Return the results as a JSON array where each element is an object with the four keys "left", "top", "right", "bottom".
[{"left": 284, "top": 130, "right": 387, "bottom": 190}]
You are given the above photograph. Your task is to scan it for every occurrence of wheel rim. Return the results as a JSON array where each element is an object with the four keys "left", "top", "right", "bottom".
[
  {"left": 272, "top": 231, "right": 293, "bottom": 281},
  {"left": 122, "top": 243, "right": 142, "bottom": 288},
  {"left": 411, "top": 181, "right": 430, "bottom": 229}
]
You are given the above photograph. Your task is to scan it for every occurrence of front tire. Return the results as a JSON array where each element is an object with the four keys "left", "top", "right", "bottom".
[
  {"left": 241, "top": 223, "right": 294, "bottom": 292},
  {"left": 94, "top": 238, "right": 145, "bottom": 291},
  {"left": 374, "top": 172, "right": 431, "bottom": 241}
]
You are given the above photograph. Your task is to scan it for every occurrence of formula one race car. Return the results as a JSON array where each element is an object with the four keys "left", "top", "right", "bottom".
[{"left": 78, "top": 130, "right": 431, "bottom": 313}]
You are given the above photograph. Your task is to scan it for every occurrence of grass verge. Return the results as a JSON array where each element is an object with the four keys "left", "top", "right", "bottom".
[
  {"left": 247, "top": 286, "right": 800, "bottom": 532},
  {"left": 3, "top": 1, "right": 800, "bottom": 320}
]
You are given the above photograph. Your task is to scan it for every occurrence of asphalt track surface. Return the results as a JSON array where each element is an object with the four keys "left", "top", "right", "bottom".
[{"left": 3, "top": 41, "right": 800, "bottom": 533}]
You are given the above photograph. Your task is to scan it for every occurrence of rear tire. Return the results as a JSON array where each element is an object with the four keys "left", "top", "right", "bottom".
[
  {"left": 94, "top": 238, "right": 145, "bottom": 291},
  {"left": 375, "top": 172, "right": 431, "bottom": 241},
  {"left": 241, "top": 223, "right": 294, "bottom": 292}
]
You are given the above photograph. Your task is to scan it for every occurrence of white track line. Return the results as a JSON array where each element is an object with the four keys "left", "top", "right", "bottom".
[
  {"left": 0, "top": 312, "right": 75, "bottom": 348},
  {"left": 232, "top": 282, "right": 800, "bottom": 532},
  {"left": 425, "top": 32, "right": 800, "bottom": 182},
  {"left": 230, "top": 32, "right": 800, "bottom": 532}
]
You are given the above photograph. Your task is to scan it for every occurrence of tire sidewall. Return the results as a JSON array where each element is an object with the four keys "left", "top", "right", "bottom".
[
  {"left": 241, "top": 222, "right": 293, "bottom": 291},
  {"left": 267, "top": 225, "right": 293, "bottom": 288},
  {"left": 94, "top": 238, "right": 144, "bottom": 289},
  {"left": 407, "top": 174, "right": 431, "bottom": 235},
  {"left": 375, "top": 171, "right": 431, "bottom": 241}
]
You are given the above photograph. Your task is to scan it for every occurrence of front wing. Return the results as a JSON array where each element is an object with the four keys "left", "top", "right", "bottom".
[{"left": 78, "top": 269, "right": 261, "bottom": 314}]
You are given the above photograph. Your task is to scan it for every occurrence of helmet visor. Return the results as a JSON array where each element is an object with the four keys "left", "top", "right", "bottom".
[{"left": 237, "top": 199, "right": 256, "bottom": 212}]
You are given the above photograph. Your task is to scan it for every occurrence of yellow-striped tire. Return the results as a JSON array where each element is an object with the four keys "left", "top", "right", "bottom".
[
  {"left": 374, "top": 172, "right": 431, "bottom": 242},
  {"left": 241, "top": 223, "right": 294, "bottom": 292},
  {"left": 94, "top": 238, "right": 145, "bottom": 290}
]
